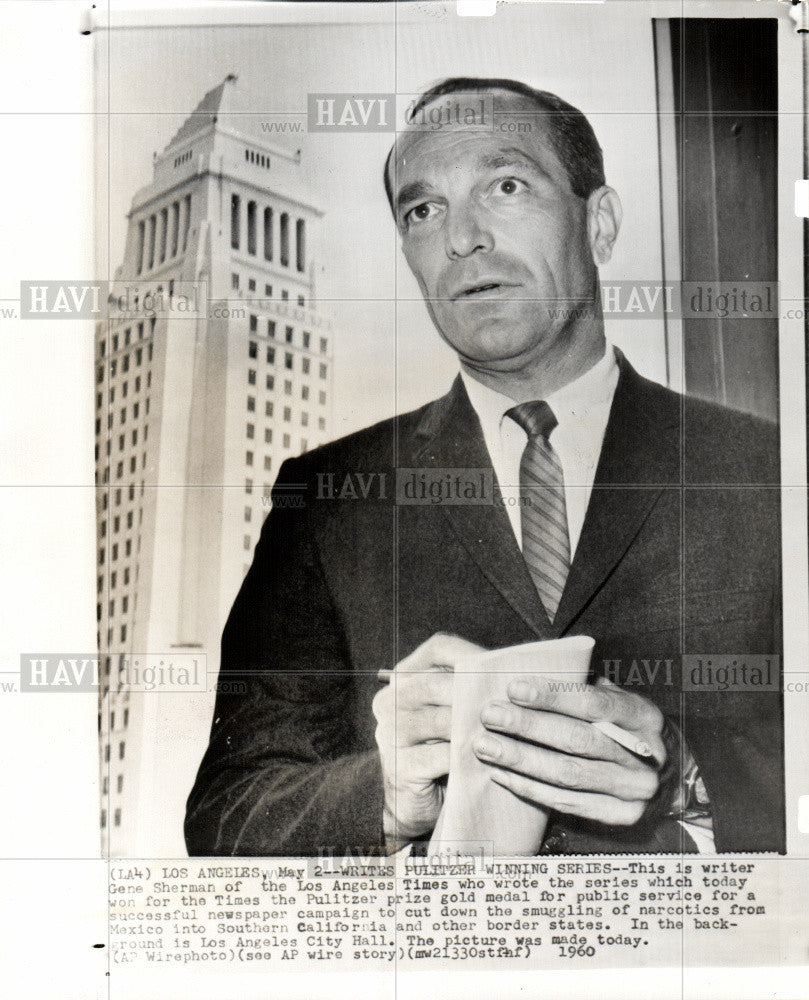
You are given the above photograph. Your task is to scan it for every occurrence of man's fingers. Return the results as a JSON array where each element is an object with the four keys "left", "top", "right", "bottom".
[
  {"left": 480, "top": 702, "right": 633, "bottom": 766},
  {"left": 506, "top": 678, "right": 665, "bottom": 762},
  {"left": 406, "top": 740, "right": 452, "bottom": 781},
  {"left": 485, "top": 768, "right": 649, "bottom": 827},
  {"left": 393, "top": 705, "right": 452, "bottom": 746},
  {"left": 473, "top": 731, "right": 659, "bottom": 802},
  {"left": 395, "top": 633, "right": 485, "bottom": 674},
  {"left": 390, "top": 668, "right": 454, "bottom": 709}
]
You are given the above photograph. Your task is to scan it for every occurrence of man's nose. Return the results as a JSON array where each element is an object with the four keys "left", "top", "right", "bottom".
[{"left": 445, "top": 203, "right": 493, "bottom": 259}]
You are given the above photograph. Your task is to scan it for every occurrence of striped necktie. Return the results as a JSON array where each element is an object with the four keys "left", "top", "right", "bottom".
[{"left": 506, "top": 401, "right": 570, "bottom": 623}]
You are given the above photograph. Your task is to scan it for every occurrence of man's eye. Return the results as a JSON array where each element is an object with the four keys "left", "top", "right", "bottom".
[
  {"left": 404, "top": 202, "right": 438, "bottom": 226},
  {"left": 494, "top": 177, "right": 526, "bottom": 196}
]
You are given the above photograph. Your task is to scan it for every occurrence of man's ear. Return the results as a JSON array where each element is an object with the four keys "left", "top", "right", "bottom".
[{"left": 586, "top": 185, "right": 622, "bottom": 266}]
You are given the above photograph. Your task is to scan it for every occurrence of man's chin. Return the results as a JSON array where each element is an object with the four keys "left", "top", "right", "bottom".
[{"left": 438, "top": 323, "right": 550, "bottom": 368}]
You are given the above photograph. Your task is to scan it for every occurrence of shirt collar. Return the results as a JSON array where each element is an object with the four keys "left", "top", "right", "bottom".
[{"left": 460, "top": 344, "right": 619, "bottom": 440}]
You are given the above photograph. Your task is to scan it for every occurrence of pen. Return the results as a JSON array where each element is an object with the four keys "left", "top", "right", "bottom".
[{"left": 376, "top": 668, "right": 654, "bottom": 758}]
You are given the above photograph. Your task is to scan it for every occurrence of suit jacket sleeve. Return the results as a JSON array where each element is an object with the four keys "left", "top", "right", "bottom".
[{"left": 184, "top": 457, "right": 385, "bottom": 856}]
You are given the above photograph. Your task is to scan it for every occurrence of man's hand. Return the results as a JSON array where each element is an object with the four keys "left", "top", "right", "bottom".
[
  {"left": 372, "top": 633, "right": 482, "bottom": 844},
  {"left": 474, "top": 676, "right": 666, "bottom": 827}
]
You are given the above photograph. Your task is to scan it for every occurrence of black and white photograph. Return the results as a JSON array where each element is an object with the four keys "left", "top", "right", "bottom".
[{"left": 2, "top": 1, "right": 809, "bottom": 997}]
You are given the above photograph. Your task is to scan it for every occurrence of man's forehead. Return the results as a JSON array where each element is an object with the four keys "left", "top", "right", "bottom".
[{"left": 390, "top": 90, "right": 561, "bottom": 188}]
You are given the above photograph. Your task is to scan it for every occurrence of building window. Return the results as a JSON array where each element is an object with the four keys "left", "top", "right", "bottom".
[
  {"left": 266, "top": 375, "right": 274, "bottom": 392},
  {"left": 171, "top": 200, "right": 180, "bottom": 257},
  {"left": 120, "top": 623, "right": 126, "bottom": 642},
  {"left": 244, "top": 535, "right": 251, "bottom": 551},
  {"left": 297, "top": 295, "right": 305, "bottom": 307},
  {"left": 247, "top": 395, "right": 255, "bottom": 412},
  {"left": 265, "top": 283, "right": 272, "bottom": 296},
  {"left": 231, "top": 272, "right": 240, "bottom": 290},
  {"left": 301, "top": 411, "right": 309, "bottom": 426},
  {"left": 283, "top": 433, "right": 290, "bottom": 448},
  {"left": 246, "top": 423, "right": 255, "bottom": 439},
  {"left": 302, "top": 385, "right": 309, "bottom": 400},
  {"left": 280, "top": 212, "right": 289, "bottom": 266},
  {"left": 244, "top": 506, "right": 252, "bottom": 522},
  {"left": 318, "top": 416, "right": 326, "bottom": 430},
  {"left": 147, "top": 214, "right": 156, "bottom": 269},
  {"left": 296, "top": 218, "right": 306, "bottom": 272},
  {"left": 182, "top": 194, "right": 192, "bottom": 252},
  {"left": 267, "top": 321, "right": 276, "bottom": 339},
  {"left": 281, "top": 289, "right": 288, "bottom": 301},
  {"left": 114, "top": 808, "right": 121, "bottom": 827},
  {"left": 303, "top": 331, "right": 311, "bottom": 349},
  {"left": 136, "top": 220, "right": 145, "bottom": 275},
  {"left": 245, "top": 478, "right": 253, "bottom": 494},
  {"left": 285, "top": 353, "right": 293, "bottom": 370},
  {"left": 122, "top": 595, "right": 129, "bottom": 613},
  {"left": 263, "top": 207, "right": 273, "bottom": 260},
  {"left": 248, "top": 369, "right": 256, "bottom": 385},
  {"left": 320, "top": 363, "right": 328, "bottom": 379},
  {"left": 301, "top": 438, "right": 308, "bottom": 452},
  {"left": 265, "top": 400, "right": 273, "bottom": 417},
  {"left": 119, "top": 742, "right": 125, "bottom": 760},
  {"left": 302, "top": 358, "right": 310, "bottom": 375},
  {"left": 104, "top": 743, "right": 110, "bottom": 762},
  {"left": 264, "top": 455, "right": 272, "bottom": 470},
  {"left": 246, "top": 450, "right": 253, "bottom": 466},
  {"left": 283, "top": 406, "right": 291, "bottom": 422},
  {"left": 285, "top": 325, "right": 293, "bottom": 344},
  {"left": 264, "top": 427, "right": 272, "bottom": 443},
  {"left": 249, "top": 341, "right": 257, "bottom": 359},
  {"left": 267, "top": 347, "right": 275, "bottom": 365},
  {"left": 159, "top": 207, "right": 168, "bottom": 264},
  {"left": 231, "top": 194, "right": 241, "bottom": 250},
  {"left": 117, "top": 775, "right": 124, "bottom": 793},
  {"left": 249, "top": 314, "right": 257, "bottom": 333},
  {"left": 247, "top": 200, "right": 257, "bottom": 255},
  {"left": 284, "top": 380, "right": 292, "bottom": 395},
  {"left": 248, "top": 278, "right": 256, "bottom": 292},
  {"left": 320, "top": 337, "right": 328, "bottom": 354}
]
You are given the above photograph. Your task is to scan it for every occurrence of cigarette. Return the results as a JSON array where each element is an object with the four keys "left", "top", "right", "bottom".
[{"left": 592, "top": 720, "right": 654, "bottom": 758}]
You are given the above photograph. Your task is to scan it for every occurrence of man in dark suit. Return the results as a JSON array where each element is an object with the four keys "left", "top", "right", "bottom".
[{"left": 185, "top": 78, "right": 783, "bottom": 857}]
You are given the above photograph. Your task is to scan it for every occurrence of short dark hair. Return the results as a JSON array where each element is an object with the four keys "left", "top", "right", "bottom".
[{"left": 384, "top": 76, "right": 605, "bottom": 214}]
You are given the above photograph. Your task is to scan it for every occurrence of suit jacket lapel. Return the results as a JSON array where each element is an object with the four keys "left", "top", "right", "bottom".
[
  {"left": 553, "top": 354, "right": 680, "bottom": 634},
  {"left": 409, "top": 375, "right": 554, "bottom": 640}
]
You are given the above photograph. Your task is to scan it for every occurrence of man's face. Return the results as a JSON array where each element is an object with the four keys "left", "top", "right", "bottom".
[{"left": 390, "top": 91, "right": 603, "bottom": 372}]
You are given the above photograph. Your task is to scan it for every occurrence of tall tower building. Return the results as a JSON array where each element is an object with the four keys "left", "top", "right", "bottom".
[{"left": 96, "top": 75, "right": 333, "bottom": 855}]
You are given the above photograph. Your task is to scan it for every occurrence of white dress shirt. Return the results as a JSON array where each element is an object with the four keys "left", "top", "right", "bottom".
[{"left": 460, "top": 345, "right": 619, "bottom": 559}]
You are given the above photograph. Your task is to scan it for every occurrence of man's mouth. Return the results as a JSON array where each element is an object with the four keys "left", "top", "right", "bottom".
[{"left": 452, "top": 280, "right": 518, "bottom": 301}]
